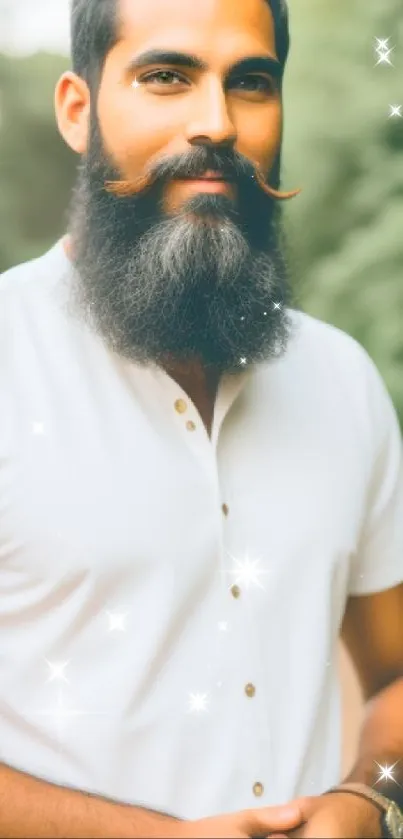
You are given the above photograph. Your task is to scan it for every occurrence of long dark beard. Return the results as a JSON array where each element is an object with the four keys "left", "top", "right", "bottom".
[{"left": 67, "top": 124, "right": 296, "bottom": 374}]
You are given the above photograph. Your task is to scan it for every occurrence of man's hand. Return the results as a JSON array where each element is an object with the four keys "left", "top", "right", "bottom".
[
  {"left": 285, "top": 792, "right": 382, "bottom": 838},
  {"left": 164, "top": 802, "right": 303, "bottom": 838},
  {"left": 162, "top": 791, "right": 382, "bottom": 839}
]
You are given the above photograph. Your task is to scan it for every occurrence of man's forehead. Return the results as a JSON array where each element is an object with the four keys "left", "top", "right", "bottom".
[{"left": 117, "top": 0, "right": 276, "bottom": 52}]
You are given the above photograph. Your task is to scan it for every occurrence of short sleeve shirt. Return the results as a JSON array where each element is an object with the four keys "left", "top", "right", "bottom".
[{"left": 0, "top": 241, "right": 402, "bottom": 819}]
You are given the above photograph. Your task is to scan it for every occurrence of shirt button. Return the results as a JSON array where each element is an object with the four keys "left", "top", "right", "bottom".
[
  {"left": 230, "top": 584, "right": 241, "bottom": 599},
  {"left": 245, "top": 683, "right": 256, "bottom": 698},
  {"left": 222, "top": 503, "right": 229, "bottom": 516},
  {"left": 186, "top": 420, "right": 196, "bottom": 432},
  {"left": 174, "top": 399, "right": 188, "bottom": 414},
  {"left": 253, "top": 782, "right": 264, "bottom": 797}
]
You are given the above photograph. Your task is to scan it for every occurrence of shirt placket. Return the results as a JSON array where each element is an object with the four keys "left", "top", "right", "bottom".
[
  {"left": 158, "top": 368, "right": 274, "bottom": 804},
  {"left": 218, "top": 495, "right": 276, "bottom": 805},
  {"left": 215, "top": 375, "right": 276, "bottom": 803}
]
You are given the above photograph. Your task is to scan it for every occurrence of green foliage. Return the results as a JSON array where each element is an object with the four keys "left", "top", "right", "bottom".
[
  {"left": 0, "top": 0, "right": 402, "bottom": 421},
  {"left": 282, "top": 0, "right": 403, "bottom": 420},
  {"left": 0, "top": 52, "right": 75, "bottom": 268}
]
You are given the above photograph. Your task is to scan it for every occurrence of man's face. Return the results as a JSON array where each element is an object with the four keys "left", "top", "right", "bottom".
[{"left": 68, "top": 0, "right": 295, "bottom": 373}]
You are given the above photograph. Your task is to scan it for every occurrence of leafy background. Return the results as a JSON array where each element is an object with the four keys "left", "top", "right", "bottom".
[{"left": 0, "top": 0, "right": 402, "bottom": 420}]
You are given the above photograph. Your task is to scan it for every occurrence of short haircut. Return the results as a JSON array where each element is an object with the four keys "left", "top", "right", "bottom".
[{"left": 70, "top": 0, "right": 290, "bottom": 88}]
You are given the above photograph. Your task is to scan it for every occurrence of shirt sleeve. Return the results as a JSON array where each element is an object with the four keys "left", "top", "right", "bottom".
[{"left": 348, "top": 349, "right": 403, "bottom": 596}]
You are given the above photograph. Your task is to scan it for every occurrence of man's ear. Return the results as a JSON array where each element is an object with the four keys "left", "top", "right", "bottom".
[{"left": 55, "top": 71, "right": 90, "bottom": 154}]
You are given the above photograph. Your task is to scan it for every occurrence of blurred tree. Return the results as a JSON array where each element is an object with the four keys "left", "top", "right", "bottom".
[
  {"left": 283, "top": 0, "right": 403, "bottom": 419},
  {"left": 0, "top": 52, "right": 75, "bottom": 269}
]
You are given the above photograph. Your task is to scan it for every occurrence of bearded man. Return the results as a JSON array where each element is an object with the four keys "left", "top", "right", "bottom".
[{"left": 0, "top": 0, "right": 402, "bottom": 837}]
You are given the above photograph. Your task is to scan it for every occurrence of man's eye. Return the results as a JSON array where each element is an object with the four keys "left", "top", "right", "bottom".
[
  {"left": 140, "top": 70, "right": 186, "bottom": 86},
  {"left": 232, "top": 75, "right": 275, "bottom": 94},
  {"left": 137, "top": 70, "right": 275, "bottom": 95}
]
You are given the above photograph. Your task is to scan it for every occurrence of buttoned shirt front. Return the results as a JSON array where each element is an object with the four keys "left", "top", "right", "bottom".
[{"left": 0, "top": 241, "right": 402, "bottom": 820}]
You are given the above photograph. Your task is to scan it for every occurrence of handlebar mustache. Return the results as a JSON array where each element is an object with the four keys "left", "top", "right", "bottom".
[{"left": 104, "top": 160, "right": 301, "bottom": 202}]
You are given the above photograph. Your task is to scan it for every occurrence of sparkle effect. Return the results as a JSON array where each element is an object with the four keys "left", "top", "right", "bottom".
[
  {"left": 374, "top": 37, "right": 395, "bottom": 66},
  {"left": 187, "top": 692, "right": 210, "bottom": 713},
  {"left": 27, "top": 689, "right": 111, "bottom": 742},
  {"left": 218, "top": 621, "right": 229, "bottom": 632},
  {"left": 375, "top": 38, "right": 390, "bottom": 52},
  {"left": 389, "top": 104, "right": 402, "bottom": 118},
  {"left": 374, "top": 760, "right": 401, "bottom": 786},
  {"left": 377, "top": 51, "right": 393, "bottom": 66},
  {"left": 106, "top": 610, "right": 129, "bottom": 632},
  {"left": 45, "top": 659, "right": 70, "bottom": 684},
  {"left": 222, "top": 552, "right": 270, "bottom": 591},
  {"left": 32, "top": 421, "right": 45, "bottom": 435}
]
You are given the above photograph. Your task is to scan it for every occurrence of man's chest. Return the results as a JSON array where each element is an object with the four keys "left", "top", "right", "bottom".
[
  {"left": 0, "top": 387, "right": 368, "bottom": 606},
  {"left": 0, "top": 378, "right": 371, "bottom": 806}
]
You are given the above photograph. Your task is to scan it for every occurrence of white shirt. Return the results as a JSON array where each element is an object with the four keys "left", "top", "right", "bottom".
[{"left": 0, "top": 240, "right": 402, "bottom": 820}]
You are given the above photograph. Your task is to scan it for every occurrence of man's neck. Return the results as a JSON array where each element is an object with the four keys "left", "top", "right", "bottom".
[{"left": 162, "top": 357, "right": 220, "bottom": 437}]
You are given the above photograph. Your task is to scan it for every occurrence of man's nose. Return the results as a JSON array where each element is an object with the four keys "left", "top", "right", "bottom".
[{"left": 185, "top": 80, "right": 237, "bottom": 148}]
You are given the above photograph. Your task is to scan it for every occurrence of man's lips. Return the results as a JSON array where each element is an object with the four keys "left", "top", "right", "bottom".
[
  {"left": 173, "top": 174, "right": 236, "bottom": 197},
  {"left": 178, "top": 170, "right": 233, "bottom": 182}
]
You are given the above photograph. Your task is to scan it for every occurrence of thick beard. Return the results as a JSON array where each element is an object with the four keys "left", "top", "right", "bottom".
[{"left": 67, "top": 130, "right": 296, "bottom": 375}]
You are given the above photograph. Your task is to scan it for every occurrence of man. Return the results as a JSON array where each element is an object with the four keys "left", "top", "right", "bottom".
[{"left": 0, "top": 0, "right": 402, "bottom": 837}]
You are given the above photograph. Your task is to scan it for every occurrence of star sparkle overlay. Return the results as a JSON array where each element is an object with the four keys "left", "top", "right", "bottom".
[
  {"left": 236, "top": 300, "right": 282, "bottom": 364},
  {"left": 45, "top": 659, "right": 71, "bottom": 684},
  {"left": 374, "top": 760, "right": 402, "bottom": 787},
  {"left": 25, "top": 689, "right": 113, "bottom": 743},
  {"left": 106, "top": 610, "right": 129, "bottom": 632},
  {"left": 375, "top": 38, "right": 390, "bottom": 52},
  {"left": 32, "top": 421, "right": 45, "bottom": 435},
  {"left": 187, "top": 692, "right": 210, "bottom": 713},
  {"left": 221, "top": 552, "right": 271, "bottom": 591},
  {"left": 374, "top": 35, "right": 401, "bottom": 129},
  {"left": 374, "top": 37, "right": 395, "bottom": 66}
]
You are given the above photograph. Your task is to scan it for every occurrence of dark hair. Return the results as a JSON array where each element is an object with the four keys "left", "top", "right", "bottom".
[{"left": 70, "top": 0, "right": 290, "bottom": 88}]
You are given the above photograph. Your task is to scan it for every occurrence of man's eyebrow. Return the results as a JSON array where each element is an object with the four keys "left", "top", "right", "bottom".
[{"left": 124, "top": 49, "right": 283, "bottom": 79}]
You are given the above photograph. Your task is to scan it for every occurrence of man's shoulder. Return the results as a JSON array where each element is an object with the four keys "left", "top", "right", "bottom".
[
  {"left": 0, "top": 252, "right": 44, "bottom": 291},
  {"left": 278, "top": 309, "right": 398, "bottom": 438},
  {"left": 253, "top": 308, "right": 396, "bottom": 426},
  {"left": 265, "top": 308, "right": 378, "bottom": 396},
  {"left": 287, "top": 308, "right": 370, "bottom": 365},
  {"left": 0, "top": 241, "right": 67, "bottom": 300},
  {"left": 0, "top": 242, "right": 71, "bottom": 360}
]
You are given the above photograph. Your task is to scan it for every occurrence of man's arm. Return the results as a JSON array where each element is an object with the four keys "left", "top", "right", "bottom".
[
  {"left": 0, "top": 762, "right": 180, "bottom": 839},
  {"left": 280, "top": 585, "right": 403, "bottom": 838},
  {"left": 341, "top": 583, "right": 403, "bottom": 802},
  {"left": 0, "top": 762, "right": 306, "bottom": 839}
]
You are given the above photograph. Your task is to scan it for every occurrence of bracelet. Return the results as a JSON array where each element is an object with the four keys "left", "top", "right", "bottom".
[{"left": 326, "top": 786, "right": 384, "bottom": 814}]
